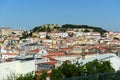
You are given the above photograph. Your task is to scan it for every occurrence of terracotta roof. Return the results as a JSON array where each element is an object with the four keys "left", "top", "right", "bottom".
[
  {"left": 41, "top": 61, "right": 56, "bottom": 66},
  {"left": 30, "top": 48, "right": 39, "bottom": 53},
  {"left": 44, "top": 56, "right": 58, "bottom": 61},
  {"left": 48, "top": 51, "right": 64, "bottom": 56},
  {"left": 6, "top": 37, "right": 19, "bottom": 40},
  {"left": 4, "top": 53, "right": 17, "bottom": 55},
  {"left": 0, "top": 39, "right": 3, "bottom": 42}
]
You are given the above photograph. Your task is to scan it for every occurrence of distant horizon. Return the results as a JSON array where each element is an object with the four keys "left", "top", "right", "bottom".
[
  {"left": 0, "top": 23, "right": 119, "bottom": 32},
  {"left": 0, "top": 0, "right": 120, "bottom": 31}
]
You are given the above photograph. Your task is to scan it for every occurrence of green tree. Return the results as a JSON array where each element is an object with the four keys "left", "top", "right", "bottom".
[
  {"left": 28, "top": 32, "right": 32, "bottom": 37},
  {"left": 16, "top": 72, "right": 37, "bottom": 80},
  {"left": 76, "top": 62, "right": 85, "bottom": 76},
  {"left": 32, "top": 26, "right": 40, "bottom": 32},
  {"left": 60, "top": 61, "right": 73, "bottom": 78},
  {"left": 50, "top": 59, "right": 115, "bottom": 79},
  {"left": 20, "top": 31, "right": 28, "bottom": 39},
  {"left": 84, "top": 29, "right": 90, "bottom": 32},
  {"left": 40, "top": 70, "right": 47, "bottom": 80},
  {"left": 40, "top": 40, "right": 43, "bottom": 43},
  {"left": 101, "top": 61, "right": 114, "bottom": 72},
  {"left": 46, "top": 27, "right": 51, "bottom": 32},
  {"left": 50, "top": 67, "right": 63, "bottom": 80},
  {"left": 59, "top": 28, "right": 67, "bottom": 32},
  {"left": 46, "top": 34, "right": 51, "bottom": 39},
  {"left": 12, "top": 32, "right": 16, "bottom": 35},
  {"left": 113, "top": 37, "right": 119, "bottom": 40},
  {"left": 68, "top": 33, "right": 74, "bottom": 37},
  {"left": 85, "top": 60, "right": 114, "bottom": 75},
  {"left": 115, "top": 70, "right": 120, "bottom": 80}
]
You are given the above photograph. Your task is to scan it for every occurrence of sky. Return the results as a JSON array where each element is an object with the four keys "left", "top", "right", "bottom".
[{"left": 0, "top": 0, "right": 120, "bottom": 31}]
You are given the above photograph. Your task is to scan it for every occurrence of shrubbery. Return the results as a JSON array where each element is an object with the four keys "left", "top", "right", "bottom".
[
  {"left": 50, "top": 59, "right": 114, "bottom": 80},
  {"left": 6, "top": 59, "right": 120, "bottom": 80}
]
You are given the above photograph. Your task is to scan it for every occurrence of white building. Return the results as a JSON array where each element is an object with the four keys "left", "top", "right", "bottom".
[
  {"left": 78, "top": 54, "right": 120, "bottom": 71},
  {"left": 38, "top": 49, "right": 48, "bottom": 56},
  {"left": 60, "top": 32, "right": 68, "bottom": 38},
  {"left": 22, "top": 43, "right": 45, "bottom": 52},
  {"left": 39, "top": 32, "right": 47, "bottom": 38},
  {"left": 0, "top": 60, "right": 35, "bottom": 80},
  {"left": 76, "top": 32, "right": 83, "bottom": 37}
]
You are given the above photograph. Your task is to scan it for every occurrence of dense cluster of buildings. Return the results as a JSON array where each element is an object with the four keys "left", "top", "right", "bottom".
[{"left": 1, "top": 25, "right": 120, "bottom": 79}]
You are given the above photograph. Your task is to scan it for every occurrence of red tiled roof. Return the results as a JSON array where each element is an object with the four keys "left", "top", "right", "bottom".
[
  {"left": 0, "top": 39, "right": 3, "bottom": 42},
  {"left": 6, "top": 37, "right": 19, "bottom": 40},
  {"left": 30, "top": 48, "right": 39, "bottom": 53},
  {"left": 44, "top": 56, "right": 58, "bottom": 61},
  {"left": 41, "top": 61, "right": 56, "bottom": 66},
  {"left": 4, "top": 53, "right": 17, "bottom": 55},
  {"left": 48, "top": 51, "right": 64, "bottom": 56}
]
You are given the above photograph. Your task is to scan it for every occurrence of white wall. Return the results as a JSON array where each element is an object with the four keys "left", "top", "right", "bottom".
[
  {"left": 109, "top": 57, "right": 120, "bottom": 71},
  {"left": 0, "top": 60, "right": 35, "bottom": 80}
]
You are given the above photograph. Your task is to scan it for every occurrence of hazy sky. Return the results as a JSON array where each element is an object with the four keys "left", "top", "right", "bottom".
[{"left": 0, "top": 0, "right": 120, "bottom": 31}]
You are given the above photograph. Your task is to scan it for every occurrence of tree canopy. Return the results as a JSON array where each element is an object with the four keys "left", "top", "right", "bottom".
[
  {"left": 50, "top": 59, "right": 114, "bottom": 80},
  {"left": 20, "top": 24, "right": 107, "bottom": 39},
  {"left": 7, "top": 59, "right": 120, "bottom": 80},
  {"left": 61, "top": 24, "right": 107, "bottom": 36}
]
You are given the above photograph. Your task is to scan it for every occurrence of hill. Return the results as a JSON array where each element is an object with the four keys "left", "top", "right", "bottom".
[{"left": 20, "top": 24, "right": 107, "bottom": 39}]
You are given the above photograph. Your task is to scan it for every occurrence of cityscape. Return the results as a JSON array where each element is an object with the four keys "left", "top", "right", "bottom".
[
  {"left": 0, "top": 0, "right": 120, "bottom": 80},
  {"left": 0, "top": 24, "right": 120, "bottom": 80}
]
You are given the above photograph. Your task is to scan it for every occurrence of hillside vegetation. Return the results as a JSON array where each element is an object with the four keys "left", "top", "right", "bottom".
[{"left": 20, "top": 24, "right": 107, "bottom": 39}]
